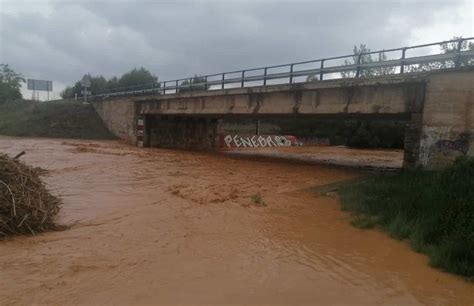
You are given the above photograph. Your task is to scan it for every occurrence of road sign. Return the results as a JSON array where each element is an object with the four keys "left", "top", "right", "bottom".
[
  {"left": 27, "top": 79, "right": 52, "bottom": 91},
  {"left": 81, "top": 75, "right": 91, "bottom": 87},
  {"left": 81, "top": 90, "right": 92, "bottom": 95}
]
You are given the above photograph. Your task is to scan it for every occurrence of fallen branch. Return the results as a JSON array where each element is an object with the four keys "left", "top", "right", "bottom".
[{"left": 14, "top": 151, "right": 26, "bottom": 159}]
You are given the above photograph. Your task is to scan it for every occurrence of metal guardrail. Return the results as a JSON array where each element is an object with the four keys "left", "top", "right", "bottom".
[{"left": 93, "top": 37, "right": 474, "bottom": 99}]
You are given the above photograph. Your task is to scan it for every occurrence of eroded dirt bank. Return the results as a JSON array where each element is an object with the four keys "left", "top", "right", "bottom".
[{"left": 0, "top": 137, "right": 472, "bottom": 305}]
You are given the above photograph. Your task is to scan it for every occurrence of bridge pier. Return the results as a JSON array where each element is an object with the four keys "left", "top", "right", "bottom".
[{"left": 144, "top": 116, "right": 222, "bottom": 150}]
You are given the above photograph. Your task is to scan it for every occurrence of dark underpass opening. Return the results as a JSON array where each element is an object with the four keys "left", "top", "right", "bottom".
[
  {"left": 220, "top": 115, "right": 410, "bottom": 169},
  {"left": 144, "top": 114, "right": 411, "bottom": 169},
  {"left": 223, "top": 116, "right": 407, "bottom": 149}
]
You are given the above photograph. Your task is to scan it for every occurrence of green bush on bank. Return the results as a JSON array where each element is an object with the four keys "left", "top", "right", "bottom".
[{"left": 339, "top": 157, "right": 474, "bottom": 279}]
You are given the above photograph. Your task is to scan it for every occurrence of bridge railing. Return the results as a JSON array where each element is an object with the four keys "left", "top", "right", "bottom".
[{"left": 93, "top": 37, "right": 474, "bottom": 99}]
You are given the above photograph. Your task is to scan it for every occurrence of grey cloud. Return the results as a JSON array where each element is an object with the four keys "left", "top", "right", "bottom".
[{"left": 0, "top": 0, "right": 470, "bottom": 95}]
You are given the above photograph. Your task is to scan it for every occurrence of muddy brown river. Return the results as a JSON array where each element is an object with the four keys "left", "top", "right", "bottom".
[{"left": 0, "top": 137, "right": 473, "bottom": 305}]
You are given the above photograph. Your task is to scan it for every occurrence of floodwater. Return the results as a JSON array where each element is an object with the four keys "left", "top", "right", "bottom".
[{"left": 0, "top": 137, "right": 472, "bottom": 305}]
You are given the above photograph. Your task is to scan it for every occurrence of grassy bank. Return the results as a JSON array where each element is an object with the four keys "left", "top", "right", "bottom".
[
  {"left": 0, "top": 100, "right": 115, "bottom": 139},
  {"left": 339, "top": 157, "right": 474, "bottom": 279}
]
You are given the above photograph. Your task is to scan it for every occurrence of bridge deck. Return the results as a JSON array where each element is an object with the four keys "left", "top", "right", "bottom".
[{"left": 136, "top": 72, "right": 427, "bottom": 116}]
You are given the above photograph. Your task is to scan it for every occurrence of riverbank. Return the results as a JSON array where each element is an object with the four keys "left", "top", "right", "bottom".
[
  {"left": 339, "top": 157, "right": 474, "bottom": 280},
  {"left": 0, "top": 100, "right": 114, "bottom": 139}
]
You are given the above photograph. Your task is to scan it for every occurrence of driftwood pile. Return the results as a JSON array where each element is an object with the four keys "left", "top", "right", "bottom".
[{"left": 0, "top": 153, "right": 61, "bottom": 237}]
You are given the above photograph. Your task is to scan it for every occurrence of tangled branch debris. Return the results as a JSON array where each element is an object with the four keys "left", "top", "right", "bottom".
[{"left": 0, "top": 153, "right": 61, "bottom": 237}]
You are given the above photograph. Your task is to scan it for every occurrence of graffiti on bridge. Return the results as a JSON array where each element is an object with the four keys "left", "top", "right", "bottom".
[
  {"left": 137, "top": 118, "right": 144, "bottom": 147},
  {"left": 222, "top": 134, "right": 297, "bottom": 148},
  {"left": 435, "top": 134, "right": 470, "bottom": 155}
]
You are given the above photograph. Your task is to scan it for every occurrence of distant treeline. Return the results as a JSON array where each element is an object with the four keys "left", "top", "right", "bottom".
[
  {"left": 60, "top": 69, "right": 214, "bottom": 98},
  {"left": 60, "top": 67, "right": 158, "bottom": 99}
]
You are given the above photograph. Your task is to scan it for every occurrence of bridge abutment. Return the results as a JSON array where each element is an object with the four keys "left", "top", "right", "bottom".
[{"left": 415, "top": 70, "right": 473, "bottom": 169}]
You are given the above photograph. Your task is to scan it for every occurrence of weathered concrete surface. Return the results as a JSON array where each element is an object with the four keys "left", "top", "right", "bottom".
[
  {"left": 417, "top": 69, "right": 474, "bottom": 169},
  {"left": 146, "top": 116, "right": 222, "bottom": 150},
  {"left": 92, "top": 68, "right": 474, "bottom": 169},
  {"left": 139, "top": 74, "right": 426, "bottom": 116},
  {"left": 93, "top": 98, "right": 139, "bottom": 143},
  {"left": 402, "top": 114, "right": 424, "bottom": 168}
]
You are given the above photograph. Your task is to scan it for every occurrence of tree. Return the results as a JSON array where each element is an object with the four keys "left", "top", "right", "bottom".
[
  {"left": 375, "top": 51, "right": 396, "bottom": 76},
  {"left": 90, "top": 75, "right": 108, "bottom": 94},
  {"left": 437, "top": 37, "right": 474, "bottom": 67},
  {"left": 306, "top": 73, "right": 319, "bottom": 82},
  {"left": 60, "top": 82, "right": 81, "bottom": 99},
  {"left": 341, "top": 44, "right": 395, "bottom": 78},
  {"left": 60, "top": 67, "right": 159, "bottom": 98},
  {"left": 407, "top": 37, "right": 474, "bottom": 72},
  {"left": 178, "top": 75, "right": 209, "bottom": 93},
  {"left": 107, "top": 76, "right": 119, "bottom": 91},
  {"left": 0, "top": 64, "right": 25, "bottom": 102},
  {"left": 118, "top": 67, "right": 158, "bottom": 88},
  {"left": 341, "top": 44, "right": 372, "bottom": 78},
  {"left": 60, "top": 75, "right": 107, "bottom": 99}
]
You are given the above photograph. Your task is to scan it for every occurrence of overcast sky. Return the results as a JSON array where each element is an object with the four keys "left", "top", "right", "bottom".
[{"left": 1, "top": 0, "right": 473, "bottom": 99}]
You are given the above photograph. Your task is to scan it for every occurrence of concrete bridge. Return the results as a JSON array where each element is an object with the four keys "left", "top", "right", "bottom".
[
  {"left": 91, "top": 38, "right": 474, "bottom": 169},
  {"left": 93, "top": 67, "right": 473, "bottom": 169}
]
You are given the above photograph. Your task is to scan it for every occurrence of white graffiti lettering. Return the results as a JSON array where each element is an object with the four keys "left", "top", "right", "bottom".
[
  {"left": 221, "top": 134, "right": 296, "bottom": 148},
  {"left": 224, "top": 135, "right": 233, "bottom": 147},
  {"left": 241, "top": 137, "right": 252, "bottom": 148},
  {"left": 266, "top": 136, "right": 277, "bottom": 147},
  {"left": 233, "top": 135, "right": 242, "bottom": 148},
  {"left": 251, "top": 136, "right": 259, "bottom": 148}
]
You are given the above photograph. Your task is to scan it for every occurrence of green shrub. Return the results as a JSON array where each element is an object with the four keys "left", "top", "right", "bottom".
[
  {"left": 250, "top": 192, "right": 266, "bottom": 206},
  {"left": 339, "top": 157, "right": 474, "bottom": 279}
]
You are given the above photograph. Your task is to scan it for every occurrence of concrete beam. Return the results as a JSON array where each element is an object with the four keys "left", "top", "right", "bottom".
[{"left": 138, "top": 74, "right": 426, "bottom": 117}]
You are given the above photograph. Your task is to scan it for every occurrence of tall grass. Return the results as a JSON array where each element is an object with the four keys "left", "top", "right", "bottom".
[
  {"left": 0, "top": 100, "right": 115, "bottom": 139},
  {"left": 339, "top": 157, "right": 474, "bottom": 279}
]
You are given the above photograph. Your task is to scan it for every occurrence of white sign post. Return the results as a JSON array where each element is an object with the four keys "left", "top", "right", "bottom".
[{"left": 81, "top": 75, "right": 92, "bottom": 102}]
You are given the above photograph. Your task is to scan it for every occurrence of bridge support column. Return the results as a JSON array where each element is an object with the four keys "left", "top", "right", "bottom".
[
  {"left": 403, "top": 114, "right": 423, "bottom": 169},
  {"left": 146, "top": 116, "right": 222, "bottom": 150}
]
